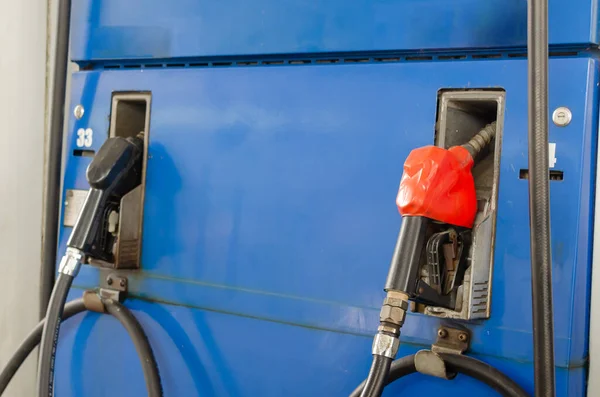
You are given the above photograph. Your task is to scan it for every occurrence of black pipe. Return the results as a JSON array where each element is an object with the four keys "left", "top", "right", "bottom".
[
  {"left": 2, "top": 298, "right": 162, "bottom": 397},
  {"left": 36, "top": 273, "right": 74, "bottom": 397},
  {"left": 350, "top": 355, "right": 415, "bottom": 397},
  {"left": 350, "top": 354, "right": 530, "bottom": 397},
  {"left": 359, "top": 355, "right": 392, "bottom": 397},
  {"left": 527, "top": 0, "right": 555, "bottom": 392},
  {"left": 104, "top": 299, "right": 163, "bottom": 397},
  {"left": 40, "top": 0, "right": 73, "bottom": 318},
  {"left": 440, "top": 353, "right": 529, "bottom": 397},
  {"left": 0, "top": 299, "right": 86, "bottom": 395}
]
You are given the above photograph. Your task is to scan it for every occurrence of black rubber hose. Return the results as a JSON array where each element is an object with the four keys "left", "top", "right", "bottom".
[
  {"left": 3, "top": 298, "right": 162, "bottom": 397},
  {"left": 350, "top": 354, "right": 530, "bottom": 397},
  {"left": 350, "top": 355, "right": 416, "bottom": 397},
  {"left": 36, "top": 273, "right": 74, "bottom": 397},
  {"left": 0, "top": 299, "right": 86, "bottom": 396},
  {"left": 103, "top": 299, "right": 163, "bottom": 397},
  {"left": 358, "top": 355, "right": 392, "bottom": 397},
  {"left": 527, "top": 0, "right": 555, "bottom": 393},
  {"left": 40, "top": 0, "right": 73, "bottom": 318},
  {"left": 440, "top": 353, "right": 529, "bottom": 397}
]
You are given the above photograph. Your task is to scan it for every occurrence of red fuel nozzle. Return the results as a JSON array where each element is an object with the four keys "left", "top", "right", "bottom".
[{"left": 384, "top": 122, "right": 496, "bottom": 297}]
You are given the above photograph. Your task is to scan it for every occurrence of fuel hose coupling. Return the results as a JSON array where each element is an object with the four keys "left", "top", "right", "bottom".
[
  {"left": 58, "top": 247, "right": 84, "bottom": 277},
  {"left": 371, "top": 290, "right": 409, "bottom": 359},
  {"left": 372, "top": 334, "right": 400, "bottom": 359}
]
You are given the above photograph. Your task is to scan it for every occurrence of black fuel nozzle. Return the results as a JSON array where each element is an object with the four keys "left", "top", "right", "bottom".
[{"left": 65, "top": 135, "right": 144, "bottom": 266}]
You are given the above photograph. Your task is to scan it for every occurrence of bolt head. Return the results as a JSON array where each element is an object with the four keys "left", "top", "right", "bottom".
[
  {"left": 74, "top": 105, "right": 85, "bottom": 120},
  {"left": 106, "top": 277, "right": 113, "bottom": 285},
  {"left": 552, "top": 107, "right": 572, "bottom": 127},
  {"left": 119, "top": 279, "right": 126, "bottom": 287},
  {"left": 458, "top": 332, "right": 468, "bottom": 342},
  {"left": 438, "top": 328, "right": 448, "bottom": 338}
]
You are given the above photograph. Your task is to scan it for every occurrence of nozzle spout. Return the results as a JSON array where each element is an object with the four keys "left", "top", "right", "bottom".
[{"left": 461, "top": 121, "right": 497, "bottom": 160}]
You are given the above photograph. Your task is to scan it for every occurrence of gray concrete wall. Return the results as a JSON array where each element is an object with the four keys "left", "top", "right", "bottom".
[{"left": 0, "top": 0, "right": 49, "bottom": 395}]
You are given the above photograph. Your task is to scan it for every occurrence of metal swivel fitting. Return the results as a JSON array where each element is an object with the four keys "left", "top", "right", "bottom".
[
  {"left": 371, "top": 291, "right": 410, "bottom": 359},
  {"left": 378, "top": 291, "right": 409, "bottom": 333},
  {"left": 58, "top": 247, "right": 84, "bottom": 277}
]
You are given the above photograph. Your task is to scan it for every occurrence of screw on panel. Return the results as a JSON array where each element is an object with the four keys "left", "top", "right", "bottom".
[
  {"left": 74, "top": 105, "right": 85, "bottom": 120},
  {"left": 106, "top": 276, "right": 113, "bottom": 285},
  {"left": 552, "top": 107, "right": 572, "bottom": 127},
  {"left": 438, "top": 328, "right": 448, "bottom": 338}
]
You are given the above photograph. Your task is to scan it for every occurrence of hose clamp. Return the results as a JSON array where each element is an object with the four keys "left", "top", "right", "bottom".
[
  {"left": 58, "top": 247, "right": 84, "bottom": 277},
  {"left": 414, "top": 350, "right": 455, "bottom": 380},
  {"left": 372, "top": 333, "right": 400, "bottom": 359}
]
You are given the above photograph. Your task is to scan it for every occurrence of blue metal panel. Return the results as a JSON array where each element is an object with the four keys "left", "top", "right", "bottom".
[
  {"left": 56, "top": 57, "right": 598, "bottom": 396},
  {"left": 69, "top": 0, "right": 599, "bottom": 63},
  {"left": 69, "top": 0, "right": 529, "bottom": 62},
  {"left": 54, "top": 292, "right": 583, "bottom": 397}
]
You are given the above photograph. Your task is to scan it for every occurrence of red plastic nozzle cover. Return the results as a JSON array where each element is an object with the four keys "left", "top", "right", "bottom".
[{"left": 396, "top": 145, "right": 477, "bottom": 228}]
